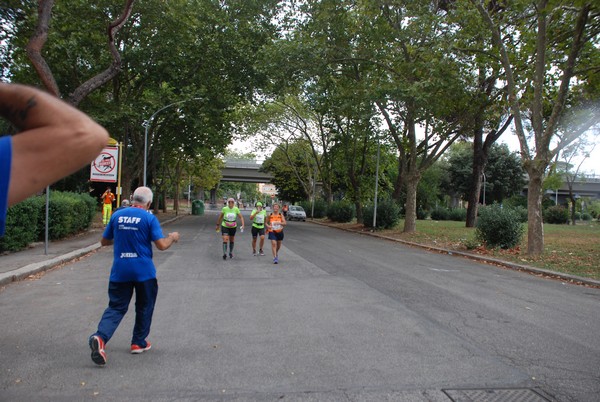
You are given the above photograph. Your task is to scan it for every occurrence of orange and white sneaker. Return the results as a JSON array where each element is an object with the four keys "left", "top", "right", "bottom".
[
  {"left": 89, "top": 335, "right": 107, "bottom": 366},
  {"left": 130, "top": 341, "right": 152, "bottom": 354}
]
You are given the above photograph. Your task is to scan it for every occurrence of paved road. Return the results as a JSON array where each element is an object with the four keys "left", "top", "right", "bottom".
[{"left": 0, "top": 212, "right": 598, "bottom": 401}]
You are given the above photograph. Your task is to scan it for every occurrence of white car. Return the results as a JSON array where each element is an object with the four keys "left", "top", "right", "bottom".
[{"left": 287, "top": 205, "right": 306, "bottom": 221}]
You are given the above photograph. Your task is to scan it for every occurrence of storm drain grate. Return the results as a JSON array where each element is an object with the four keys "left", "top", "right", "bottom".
[{"left": 442, "top": 388, "right": 552, "bottom": 402}]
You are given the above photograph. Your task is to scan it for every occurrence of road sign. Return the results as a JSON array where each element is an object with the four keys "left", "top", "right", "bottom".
[{"left": 90, "top": 146, "right": 118, "bottom": 183}]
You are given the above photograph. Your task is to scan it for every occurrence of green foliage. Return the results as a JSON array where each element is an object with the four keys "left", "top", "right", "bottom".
[
  {"left": 587, "top": 200, "right": 600, "bottom": 219},
  {"left": 444, "top": 143, "right": 526, "bottom": 204},
  {"left": 327, "top": 201, "right": 355, "bottom": 223},
  {"left": 511, "top": 206, "right": 528, "bottom": 223},
  {"left": 476, "top": 205, "right": 525, "bottom": 249},
  {"left": 0, "top": 191, "right": 95, "bottom": 252},
  {"left": 447, "top": 208, "right": 467, "bottom": 222},
  {"left": 0, "top": 197, "right": 43, "bottom": 252},
  {"left": 430, "top": 207, "right": 450, "bottom": 221},
  {"left": 363, "top": 199, "right": 401, "bottom": 229},
  {"left": 544, "top": 206, "right": 569, "bottom": 224},
  {"left": 504, "top": 195, "right": 528, "bottom": 209},
  {"left": 581, "top": 213, "right": 592, "bottom": 221},
  {"left": 42, "top": 192, "right": 96, "bottom": 240},
  {"left": 298, "top": 199, "right": 327, "bottom": 219},
  {"left": 262, "top": 140, "right": 315, "bottom": 203}
]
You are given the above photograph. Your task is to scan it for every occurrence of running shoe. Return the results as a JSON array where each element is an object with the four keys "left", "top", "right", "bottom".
[
  {"left": 89, "top": 335, "right": 107, "bottom": 366},
  {"left": 222, "top": 254, "right": 227, "bottom": 260},
  {"left": 259, "top": 249, "right": 265, "bottom": 256},
  {"left": 273, "top": 256, "right": 278, "bottom": 264},
  {"left": 253, "top": 249, "right": 257, "bottom": 256},
  {"left": 131, "top": 341, "right": 152, "bottom": 354},
  {"left": 229, "top": 252, "right": 234, "bottom": 259}
]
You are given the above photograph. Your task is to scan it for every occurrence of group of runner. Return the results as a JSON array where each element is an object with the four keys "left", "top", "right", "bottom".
[{"left": 216, "top": 198, "right": 287, "bottom": 264}]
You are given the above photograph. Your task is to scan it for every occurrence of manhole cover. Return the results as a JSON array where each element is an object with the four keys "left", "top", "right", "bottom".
[{"left": 442, "top": 388, "right": 552, "bottom": 402}]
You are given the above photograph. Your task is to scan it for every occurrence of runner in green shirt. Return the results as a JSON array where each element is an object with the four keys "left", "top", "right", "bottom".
[
  {"left": 216, "top": 198, "right": 245, "bottom": 260},
  {"left": 250, "top": 202, "right": 267, "bottom": 256}
]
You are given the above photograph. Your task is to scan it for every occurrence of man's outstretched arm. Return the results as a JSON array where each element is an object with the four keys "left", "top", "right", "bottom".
[{"left": 0, "top": 83, "right": 109, "bottom": 205}]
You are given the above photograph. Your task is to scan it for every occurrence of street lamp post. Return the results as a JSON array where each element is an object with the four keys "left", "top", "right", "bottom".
[
  {"left": 372, "top": 136, "right": 381, "bottom": 229},
  {"left": 482, "top": 171, "right": 486, "bottom": 206},
  {"left": 143, "top": 98, "right": 201, "bottom": 187}
]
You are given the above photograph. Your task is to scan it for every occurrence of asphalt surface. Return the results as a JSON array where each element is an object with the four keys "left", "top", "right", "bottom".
[{"left": 0, "top": 211, "right": 598, "bottom": 401}]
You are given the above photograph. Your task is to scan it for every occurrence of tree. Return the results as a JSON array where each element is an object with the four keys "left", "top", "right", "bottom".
[
  {"left": 473, "top": 0, "right": 600, "bottom": 255},
  {"left": 262, "top": 139, "right": 317, "bottom": 203},
  {"left": 444, "top": 142, "right": 525, "bottom": 205},
  {"left": 555, "top": 139, "right": 596, "bottom": 224},
  {"left": 5, "top": 0, "right": 281, "bottom": 199}
]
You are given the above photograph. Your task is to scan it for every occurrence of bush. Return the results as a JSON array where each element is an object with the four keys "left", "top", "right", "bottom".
[
  {"left": 327, "top": 200, "right": 355, "bottom": 223},
  {"left": 0, "top": 197, "right": 42, "bottom": 252},
  {"left": 298, "top": 199, "right": 327, "bottom": 219},
  {"left": 581, "top": 213, "right": 592, "bottom": 221},
  {"left": 430, "top": 207, "right": 449, "bottom": 221},
  {"left": 476, "top": 204, "right": 525, "bottom": 249},
  {"left": 448, "top": 208, "right": 467, "bottom": 222},
  {"left": 544, "top": 205, "right": 569, "bottom": 224},
  {"left": 416, "top": 207, "right": 428, "bottom": 220},
  {"left": 504, "top": 194, "right": 527, "bottom": 209},
  {"left": 363, "top": 198, "right": 401, "bottom": 229},
  {"left": 511, "top": 205, "right": 528, "bottom": 223}
]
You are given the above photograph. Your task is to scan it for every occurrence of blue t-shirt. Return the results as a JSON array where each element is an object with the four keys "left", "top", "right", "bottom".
[
  {"left": 0, "top": 136, "right": 12, "bottom": 237},
  {"left": 103, "top": 206, "right": 165, "bottom": 282}
]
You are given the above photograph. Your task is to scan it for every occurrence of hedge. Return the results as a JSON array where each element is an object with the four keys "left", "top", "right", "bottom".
[{"left": 0, "top": 191, "right": 96, "bottom": 252}]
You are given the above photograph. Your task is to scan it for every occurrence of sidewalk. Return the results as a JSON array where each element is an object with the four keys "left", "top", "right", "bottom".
[{"left": 0, "top": 213, "right": 183, "bottom": 288}]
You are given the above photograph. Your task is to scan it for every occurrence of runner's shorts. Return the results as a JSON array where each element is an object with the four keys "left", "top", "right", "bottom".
[
  {"left": 251, "top": 227, "right": 265, "bottom": 238},
  {"left": 221, "top": 226, "right": 237, "bottom": 236},
  {"left": 268, "top": 231, "right": 284, "bottom": 241}
]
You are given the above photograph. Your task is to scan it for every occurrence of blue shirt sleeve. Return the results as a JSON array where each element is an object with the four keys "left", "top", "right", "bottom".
[{"left": 0, "top": 136, "right": 12, "bottom": 237}]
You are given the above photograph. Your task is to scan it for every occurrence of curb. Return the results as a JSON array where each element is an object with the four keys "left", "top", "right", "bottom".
[
  {"left": 0, "top": 243, "right": 101, "bottom": 287},
  {"left": 0, "top": 215, "right": 185, "bottom": 288},
  {"left": 309, "top": 219, "right": 600, "bottom": 288}
]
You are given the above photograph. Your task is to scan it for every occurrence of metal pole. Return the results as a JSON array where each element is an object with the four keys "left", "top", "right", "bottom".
[
  {"left": 372, "top": 137, "right": 380, "bottom": 229},
  {"left": 311, "top": 165, "right": 316, "bottom": 219},
  {"left": 44, "top": 186, "right": 49, "bottom": 255},
  {"left": 482, "top": 172, "right": 486, "bottom": 206},
  {"left": 143, "top": 123, "right": 149, "bottom": 187}
]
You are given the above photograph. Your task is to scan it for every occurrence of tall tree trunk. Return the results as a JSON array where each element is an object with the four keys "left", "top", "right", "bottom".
[
  {"left": 526, "top": 166, "right": 545, "bottom": 256},
  {"left": 403, "top": 173, "right": 419, "bottom": 233},
  {"left": 466, "top": 163, "right": 484, "bottom": 227}
]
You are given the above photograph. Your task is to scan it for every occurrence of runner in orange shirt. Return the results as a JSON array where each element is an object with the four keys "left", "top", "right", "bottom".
[{"left": 266, "top": 203, "right": 287, "bottom": 264}]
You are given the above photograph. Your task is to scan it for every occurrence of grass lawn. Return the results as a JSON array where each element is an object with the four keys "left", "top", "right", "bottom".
[{"left": 322, "top": 219, "right": 600, "bottom": 281}]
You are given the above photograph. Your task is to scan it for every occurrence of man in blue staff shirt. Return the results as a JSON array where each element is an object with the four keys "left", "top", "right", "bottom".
[{"left": 89, "top": 186, "right": 180, "bottom": 366}]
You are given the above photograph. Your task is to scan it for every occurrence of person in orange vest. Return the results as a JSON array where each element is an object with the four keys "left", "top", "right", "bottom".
[
  {"left": 101, "top": 186, "right": 116, "bottom": 225},
  {"left": 266, "top": 202, "right": 287, "bottom": 264}
]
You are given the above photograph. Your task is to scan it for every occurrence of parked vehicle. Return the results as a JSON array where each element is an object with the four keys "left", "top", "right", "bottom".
[{"left": 287, "top": 205, "right": 306, "bottom": 221}]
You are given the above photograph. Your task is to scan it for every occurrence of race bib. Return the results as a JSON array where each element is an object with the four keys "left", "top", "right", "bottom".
[
  {"left": 254, "top": 214, "right": 265, "bottom": 224},
  {"left": 272, "top": 223, "right": 282, "bottom": 231}
]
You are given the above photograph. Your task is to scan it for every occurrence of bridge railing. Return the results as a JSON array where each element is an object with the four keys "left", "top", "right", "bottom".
[{"left": 223, "top": 159, "right": 265, "bottom": 169}]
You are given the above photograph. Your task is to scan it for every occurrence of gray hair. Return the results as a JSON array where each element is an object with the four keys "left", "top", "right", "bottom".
[
  {"left": 132, "top": 186, "right": 153, "bottom": 205},
  {"left": 120, "top": 199, "right": 130, "bottom": 207}
]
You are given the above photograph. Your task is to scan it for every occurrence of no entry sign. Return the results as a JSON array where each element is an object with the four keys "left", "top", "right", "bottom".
[{"left": 90, "top": 146, "right": 118, "bottom": 183}]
